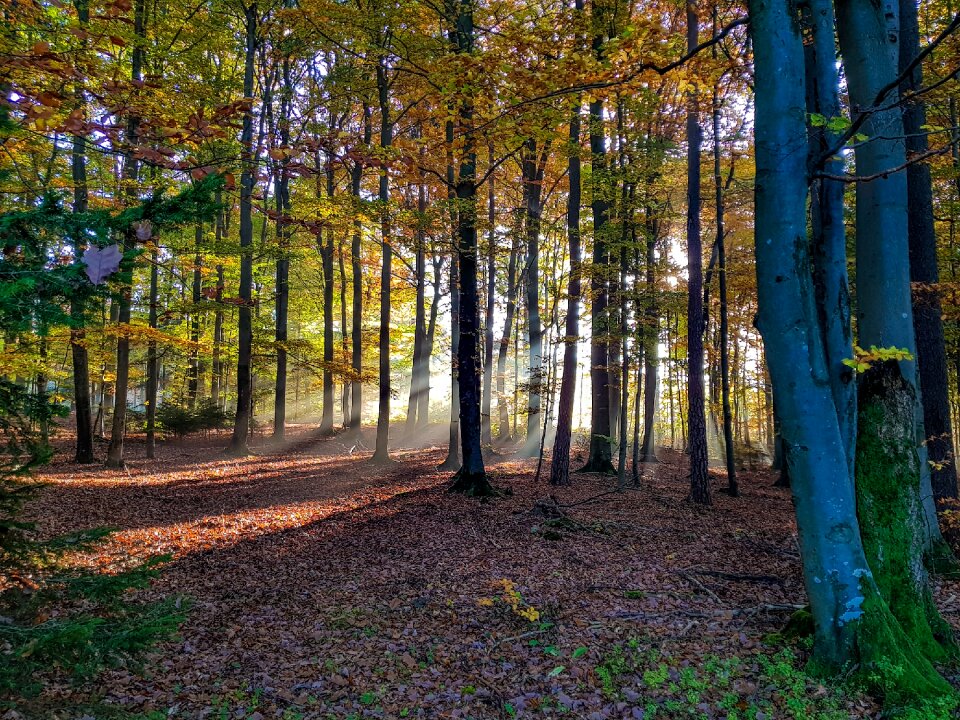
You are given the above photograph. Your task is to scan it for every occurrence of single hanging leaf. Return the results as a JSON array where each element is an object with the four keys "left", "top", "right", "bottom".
[{"left": 83, "top": 244, "right": 123, "bottom": 285}]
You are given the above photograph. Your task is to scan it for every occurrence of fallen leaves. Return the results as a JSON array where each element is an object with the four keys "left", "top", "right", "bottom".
[{"left": 15, "top": 431, "right": 931, "bottom": 718}]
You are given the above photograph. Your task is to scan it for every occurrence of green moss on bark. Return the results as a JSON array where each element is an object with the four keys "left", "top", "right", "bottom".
[{"left": 855, "top": 361, "right": 957, "bottom": 665}]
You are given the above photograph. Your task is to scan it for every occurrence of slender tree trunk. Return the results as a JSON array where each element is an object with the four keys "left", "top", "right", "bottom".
[
  {"left": 899, "top": 0, "right": 958, "bottom": 501},
  {"left": 227, "top": 2, "right": 258, "bottom": 456},
  {"left": 69, "top": 36, "right": 94, "bottom": 463},
  {"left": 521, "top": 140, "right": 544, "bottom": 455},
  {"left": 421, "top": 253, "right": 443, "bottom": 428},
  {"left": 406, "top": 163, "right": 428, "bottom": 436},
  {"left": 616, "top": 249, "right": 629, "bottom": 490},
  {"left": 273, "top": 55, "right": 293, "bottom": 442},
  {"left": 712, "top": 71, "right": 736, "bottom": 496},
  {"left": 640, "top": 201, "right": 659, "bottom": 462},
  {"left": 551, "top": 92, "right": 582, "bottom": 487},
  {"left": 320, "top": 160, "right": 335, "bottom": 436},
  {"left": 440, "top": 242, "right": 462, "bottom": 470},
  {"left": 145, "top": 245, "right": 158, "bottom": 458},
  {"left": 685, "top": 1, "right": 709, "bottom": 503},
  {"left": 583, "top": 20, "right": 614, "bottom": 473},
  {"left": 188, "top": 223, "right": 202, "bottom": 407},
  {"left": 105, "top": 0, "right": 146, "bottom": 468},
  {"left": 447, "top": 0, "right": 489, "bottom": 495},
  {"left": 349, "top": 104, "right": 371, "bottom": 435},
  {"left": 211, "top": 190, "right": 225, "bottom": 409},
  {"left": 372, "top": 57, "right": 393, "bottom": 464},
  {"left": 496, "top": 232, "right": 519, "bottom": 441},
  {"left": 339, "top": 239, "right": 350, "bottom": 428},
  {"left": 481, "top": 145, "right": 496, "bottom": 445}
]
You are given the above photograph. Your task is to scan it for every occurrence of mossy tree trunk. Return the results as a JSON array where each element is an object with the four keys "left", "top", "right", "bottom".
[
  {"left": 855, "top": 361, "right": 957, "bottom": 662},
  {"left": 751, "top": 0, "right": 954, "bottom": 706}
]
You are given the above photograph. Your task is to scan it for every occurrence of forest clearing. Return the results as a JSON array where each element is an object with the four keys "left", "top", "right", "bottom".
[{"left": 25, "top": 428, "right": 928, "bottom": 720}]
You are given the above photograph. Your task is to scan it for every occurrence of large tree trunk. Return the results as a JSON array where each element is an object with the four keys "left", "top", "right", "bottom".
[
  {"left": 105, "top": 0, "right": 146, "bottom": 468},
  {"left": 899, "top": 0, "right": 958, "bottom": 501},
  {"left": 835, "top": 0, "right": 950, "bottom": 563},
  {"left": 551, "top": 93, "right": 582, "bottom": 487},
  {"left": 804, "top": 0, "right": 856, "bottom": 478},
  {"left": 227, "top": 2, "right": 258, "bottom": 456},
  {"left": 684, "top": 2, "right": 709, "bottom": 504},
  {"left": 753, "top": 0, "right": 951, "bottom": 700}
]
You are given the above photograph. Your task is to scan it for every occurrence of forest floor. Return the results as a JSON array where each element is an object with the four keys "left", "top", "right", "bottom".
[{"left": 19, "top": 425, "right": 960, "bottom": 719}]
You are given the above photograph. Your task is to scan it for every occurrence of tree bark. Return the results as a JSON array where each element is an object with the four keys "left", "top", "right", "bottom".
[
  {"left": 899, "top": 0, "right": 958, "bottom": 501},
  {"left": 227, "top": 2, "right": 258, "bottom": 457},
  {"left": 372, "top": 56, "right": 393, "bottom": 464},
  {"left": 551, "top": 92, "right": 582, "bottom": 487},
  {"left": 685, "top": 1, "right": 710, "bottom": 504},
  {"left": 105, "top": 0, "right": 146, "bottom": 468},
  {"left": 835, "top": 0, "right": 949, "bottom": 562},
  {"left": 69, "top": 25, "right": 94, "bottom": 464},
  {"left": 582, "top": 20, "right": 614, "bottom": 473}
]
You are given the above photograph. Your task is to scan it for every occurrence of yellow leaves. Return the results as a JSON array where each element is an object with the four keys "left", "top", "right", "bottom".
[
  {"left": 842, "top": 345, "right": 914, "bottom": 374},
  {"left": 476, "top": 578, "right": 541, "bottom": 623}
]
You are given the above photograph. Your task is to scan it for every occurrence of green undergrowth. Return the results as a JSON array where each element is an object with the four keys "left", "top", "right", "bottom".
[{"left": 586, "top": 636, "right": 856, "bottom": 719}]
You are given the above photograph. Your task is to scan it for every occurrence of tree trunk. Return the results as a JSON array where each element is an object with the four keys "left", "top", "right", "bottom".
[
  {"left": 105, "top": 0, "right": 146, "bottom": 468},
  {"left": 481, "top": 145, "right": 496, "bottom": 445},
  {"left": 406, "top": 168, "right": 428, "bottom": 436},
  {"left": 145, "top": 244, "right": 158, "bottom": 459},
  {"left": 320, "top": 160, "right": 335, "bottom": 436},
  {"left": 521, "top": 139, "right": 544, "bottom": 456},
  {"left": 69, "top": 44, "right": 94, "bottom": 464},
  {"left": 349, "top": 104, "right": 371, "bottom": 435},
  {"left": 583, "top": 29, "right": 614, "bottom": 473},
  {"left": 227, "top": 2, "right": 258, "bottom": 456},
  {"left": 188, "top": 223, "right": 202, "bottom": 408},
  {"left": 713, "top": 72, "right": 736, "bottom": 496},
  {"left": 448, "top": 0, "right": 490, "bottom": 495},
  {"left": 339, "top": 239, "right": 350, "bottom": 428},
  {"left": 550, "top": 92, "right": 582, "bottom": 487},
  {"left": 639, "top": 201, "right": 659, "bottom": 463},
  {"left": 372, "top": 57, "right": 393, "bottom": 464},
  {"left": 753, "top": 0, "right": 950, "bottom": 699},
  {"left": 685, "top": 1, "right": 710, "bottom": 504},
  {"left": 835, "top": 0, "right": 950, "bottom": 562},
  {"left": 496, "top": 232, "right": 519, "bottom": 441},
  {"left": 273, "top": 54, "right": 293, "bottom": 442},
  {"left": 899, "top": 0, "right": 958, "bottom": 501},
  {"left": 440, "top": 248, "right": 462, "bottom": 470}
]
